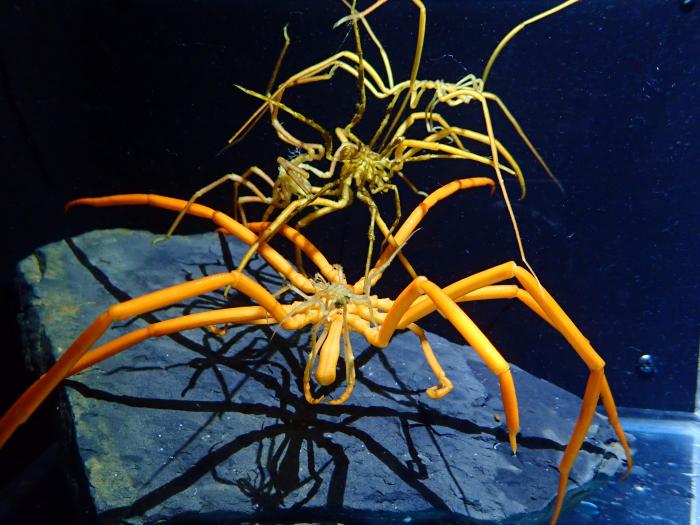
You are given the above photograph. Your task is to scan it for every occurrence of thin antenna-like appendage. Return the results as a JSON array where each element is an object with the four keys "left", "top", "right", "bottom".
[
  {"left": 345, "top": 0, "right": 368, "bottom": 134},
  {"left": 265, "top": 25, "right": 291, "bottom": 96},
  {"left": 336, "top": 0, "right": 426, "bottom": 150},
  {"left": 477, "top": 95, "right": 541, "bottom": 287},
  {"left": 482, "top": 0, "right": 580, "bottom": 86},
  {"left": 483, "top": 92, "right": 564, "bottom": 192},
  {"left": 235, "top": 84, "right": 333, "bottom": 157},
  {"left": 350, "top": 1, "right": 394, "bottom": 88}
]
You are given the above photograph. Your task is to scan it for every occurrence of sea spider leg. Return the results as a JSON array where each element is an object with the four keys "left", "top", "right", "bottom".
[
  {"left": 394, "top": 111, "right": 468, "bottom": 151},
  {"left": 354, "top": 177, "right": 496, "bottom": 293},
  {"left": 471, "top": 91, "right": 533, "bottom": 278},
  {"left": 392, "top": 133, "right": 524, "bottom": 193},
  {"left": 259, "top": 0, "right": 393, "bottom": 151},
  {"left": 335, "top": 0, "right": 426, "bottom": 141},
  {"left": 335, "top": 0, "right": 424, "bottom": 102},
  {"left": 67, "top": 291, "right": 339, "bottom": 381},
  {"left": 0, "top": 269, "right": 296, "bottom": 449},
  {"left": 228, "top": 49, "right": 388, "bottom": 153},
  {"left": 155, "top": 167, "right": 275, "bottom": 244},
  {"left": 350, "top": 302, "right": 454, "bottom": 400},
  {"left": 66, "top": 194, "right": 328, "bottom": 292},
  {"left": 481, "top": 91, "right": 560, "bottom": 190},
  {"left": 245, "top": 222, "right": 342, "bottom": 285},
  {"left": 219, "top": 23, "right": 292, "bottom": 154},
  {"left": 94, "top": 195, "right": 350, "bottom": 292},
  {"left": 340, "top": 0, "right": 395, "bottom": 89},
  {"left": 405, "top": 323, "right": 453, "bottom": 398},
  {"left": 347, "top": 274, "right": 521, "bottom": 453},
  {"left": 481, "top": 0, "right": 581, "bottom": 87},
  {"left": 343, "top": 0, "right": 369, "bottom": 135},
  {"left": 397, "top": 261, "right": 631, "bottom": 525},
  {"left": 454, "top": 282, "right": 631, "bottom": 479},
  {"left": 235, "top": 83, "right": 333, "bottom": 161},
  {"left": 390, "top": 112, "right": 524, "bottom": 187},
  {"left": 69, "top": 306, "right": 276, "bottom": 375},
  {"left": 352, "top": 178, "right": 633, "bottom": 491}
]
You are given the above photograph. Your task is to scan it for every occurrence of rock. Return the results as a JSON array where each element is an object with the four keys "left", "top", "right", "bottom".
[{"left": 15, "top": 229, "right": 628, "bottom": 525}]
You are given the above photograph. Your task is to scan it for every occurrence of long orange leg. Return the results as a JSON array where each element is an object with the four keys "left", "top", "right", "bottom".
[
  {"left": 348, "top": 275, "right": 520, "bottom": 454},
  {"left": 354, "top": 177, "right": 495, "bottom": 292},
  {"left": 390, "top": 286, "right": 550, "bottom": 402},
  {"left": 67, "top": 298, "right": 327, "bottom": 378},
  {"left": 158, "top": 167, "right": 275, "bottom": 243},
  {"left": 0, "top": 269, "right": 291, "bottom": 449},
  {"left": 353, "top": 176, "right": 632, "bottom": 510},
  {"left": 69, "top": 305, "right": 274, "bottom": 376},
  {"left": 406, "top": 323, "right": 454, "bottom": 399},
  {"left": 511, "top": 266, "right": 630, "bottom": 525},
  {"left": 68, "top": 193, "right": 348, "bottom": 289},
  {"left": 396, "top": 263, "right": 631, "bottom": 525},
  {"left": 67, "top": 194, "right": 318, "bottom": 293},
  {"left": 342, "top": 300, "right": 453, "bottom": 401},
  {"left": 245, "top": 222, "right": 341, "bottom": 283},
  {"left": 453, "top": 283, "right": 631, "bottom": 477}
]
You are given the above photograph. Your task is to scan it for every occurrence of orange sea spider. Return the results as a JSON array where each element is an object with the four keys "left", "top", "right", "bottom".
[{"left": 2, "top": 175, "right": 630, "bottom": 525}]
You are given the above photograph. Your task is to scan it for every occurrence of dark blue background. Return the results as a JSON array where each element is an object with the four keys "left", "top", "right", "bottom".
[{"left": 1, "top": 1, "right": 698, "bottom": 519}]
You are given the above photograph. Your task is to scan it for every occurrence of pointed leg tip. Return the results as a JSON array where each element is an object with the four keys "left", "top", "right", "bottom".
[
  {"left": 621, "top": 461, "right": 633, "bottom": 480},
  {"left": 509, "top": 432, "right": 518, "bottom": 454},
  {"left": 549, "top": 498, "right": 564, "bottom": 525}
]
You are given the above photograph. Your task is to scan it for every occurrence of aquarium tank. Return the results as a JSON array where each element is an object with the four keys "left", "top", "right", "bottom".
[{"left": 1, "top": 1, "right": 698, "bottom": 524}]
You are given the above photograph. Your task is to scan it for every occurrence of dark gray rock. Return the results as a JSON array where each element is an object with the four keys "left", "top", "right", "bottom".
[{"left": 15, "top": 229, "right": 629, "bottom": 525}]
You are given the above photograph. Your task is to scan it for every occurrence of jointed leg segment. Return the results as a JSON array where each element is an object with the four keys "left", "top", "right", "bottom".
[
  {"left": 0, "top": 269, "right": 289, "bottom": 448},
  {"left": 390, "top": 261, "right": 630, "bottom": 525}
]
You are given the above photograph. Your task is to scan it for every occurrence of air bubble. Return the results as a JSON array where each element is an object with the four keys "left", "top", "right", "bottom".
[{"left": 637, "top": 354, "right": 656, "bottom": 376}]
